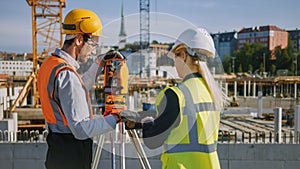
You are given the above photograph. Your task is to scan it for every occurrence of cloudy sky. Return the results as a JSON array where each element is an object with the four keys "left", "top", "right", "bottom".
[{"left": 0, "top": 0, "right": 299, "bottom": 53}]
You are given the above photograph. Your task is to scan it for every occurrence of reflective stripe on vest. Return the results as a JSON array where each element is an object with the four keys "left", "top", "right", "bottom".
[
  {"left": 38, "top": 55, "right": 93, "bottom": 126},
  {"left": 164, "top": 79, "right": 218, "bottom": 154}
]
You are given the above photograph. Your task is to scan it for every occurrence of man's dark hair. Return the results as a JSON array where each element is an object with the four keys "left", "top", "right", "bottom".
[{"left": 63, "top": 34, "right": 90, "bottom": 46}]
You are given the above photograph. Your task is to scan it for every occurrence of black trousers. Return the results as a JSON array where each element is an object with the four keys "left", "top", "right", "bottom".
[{"left": 45, "top": 132, "right": 93, "bottom": 169}]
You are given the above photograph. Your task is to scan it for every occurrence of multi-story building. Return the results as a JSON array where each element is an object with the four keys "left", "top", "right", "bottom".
[
  {"left": 237, "top": 25, "right": 288, "bottom": 52},
  {"left": 211, "top": 31, "right": 237, "bottom": 61},
  {"left": 125, "top": 44, "right": 171, "bottom": 77},
  {"left": 0, "top": 61, "right": 33, "bottom": 76},
  {"left": 150, "top": 44, "right": 169, "bottom": 58},
  {"left": 126, "top": 51, "right": 157, "bottom": 77},
  {"left": 288, "top": 29, "right": 300, "bottom": 51},
  {"left": 0, "top": 52, "right": 33, "bottom": 77}
]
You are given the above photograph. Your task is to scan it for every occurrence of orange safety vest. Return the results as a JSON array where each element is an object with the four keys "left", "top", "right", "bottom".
[{"left": 37, "top": 55, "right": 93, "bottom": 126}]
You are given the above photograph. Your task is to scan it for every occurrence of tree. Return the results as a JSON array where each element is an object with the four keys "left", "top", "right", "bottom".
[
  {"left": 222, "top": 55, "right": 232, "bottom": 74},
  {"left": 248, "top": 64, "right": 253, "bottom": 73},
  {"left": 271, "top": 64, "right": 276, "bottom": 76},
  {"left": 234, "top": 42, "right": 267, "bottom": 73},
  {"left": 227, "top": 63, "right": 232, "bottom": 74},
  {"left": 152, "top": 40, "right": 159, "bottom": 44},
  {"left": 238, "top": 64, "right": 243, "bottom": 73},
  {"left": 289, "top": 63, "right": 295, "bottom": 76},
  {"left": 259, "top": 63, "right": 264, "bottom": 75}
]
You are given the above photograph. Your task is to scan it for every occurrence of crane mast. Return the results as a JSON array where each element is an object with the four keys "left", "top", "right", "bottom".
[
  {"left": 139, "top": 0, "right": 150, "bottom": 77},
  {"left": 10, "top": 0, "right": 65, "bottom": 113}
]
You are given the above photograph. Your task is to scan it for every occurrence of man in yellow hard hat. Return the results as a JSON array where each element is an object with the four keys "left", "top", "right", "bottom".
[{"left": 37, "top": 9, "right": 122, "bottom": 169}]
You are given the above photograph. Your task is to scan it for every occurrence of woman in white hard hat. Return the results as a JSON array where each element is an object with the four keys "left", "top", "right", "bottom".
[
  {"left": 37, "top": 9, "right": 122, "bottom": 169},
  {"left": 137, "top": 28, "right": 226, "bottom": 169}
]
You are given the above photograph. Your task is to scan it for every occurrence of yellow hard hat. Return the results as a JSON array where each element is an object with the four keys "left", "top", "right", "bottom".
[{"left": 62, "top": 8, "right": 102, "bottom": 36}]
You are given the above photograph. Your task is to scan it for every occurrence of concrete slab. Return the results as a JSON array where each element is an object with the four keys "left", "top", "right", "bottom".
[
  {"left": 13, "top": 142, "right": 47, "bottom": 159},
  {"left": 1, "top": 142, "right": 300, "bottom": 169},
  {"left": 14, "top": 159, "right": 45, "bottom": 169},
  {"left": 0, "top": 159, "right": 13, "bottom": 169},
  {"left": 0, "top": 143, "right": 13, "bottom": 159},
  {"left": 229, "top": 160, "right": 284, "bottom": 169},
  {"left": 283, "top": 161, "right": 300, "bottom": 169}
]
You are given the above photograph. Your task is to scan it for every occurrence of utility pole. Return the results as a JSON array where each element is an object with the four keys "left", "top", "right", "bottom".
[
  {"left": 232, "top": 57, "right": 236, "bottom": 73},
  {"left": 263, "top": 53, "right": 266, "bottom": 73},
  {"left": 297, "top": 28, "right": 300, "bottom": 76},
  {"left": 296, "top": 53, "right": 298, "bottom": 76}
]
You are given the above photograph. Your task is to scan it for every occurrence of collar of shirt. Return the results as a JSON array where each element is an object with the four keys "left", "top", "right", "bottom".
[{"left": 54, "top": 48, "right": 80, "bottom": 70}]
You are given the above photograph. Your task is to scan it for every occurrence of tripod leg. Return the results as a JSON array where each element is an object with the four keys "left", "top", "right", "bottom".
[
  {"left": 120, "top": 123, "right": 125, "bottom": 169},
  {"left": 92, "top": 134, "right": 106, "bottom": 169},
  {"left": 127, "top": 130, "right": 152, "bottom": 169},
  {"left": 127, "top": 130, "right": 146, "bottom": 169},
  {"left": 110, "top": 131, "right": 116, "bottom": 169}
]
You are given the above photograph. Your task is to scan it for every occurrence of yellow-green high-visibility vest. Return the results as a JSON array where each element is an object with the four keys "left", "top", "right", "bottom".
[{"left": 156, "top": 75, "right": 221, "bottom": 169}]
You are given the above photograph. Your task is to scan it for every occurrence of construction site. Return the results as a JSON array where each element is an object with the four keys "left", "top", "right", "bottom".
[{"left": 1, "top": 0, "right": 300, "bottom": 169}]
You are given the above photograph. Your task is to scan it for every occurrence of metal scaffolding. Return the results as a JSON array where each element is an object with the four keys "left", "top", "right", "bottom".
[
  {"left": 139, "top": 0, "right": 150, "bottom": 77},
  {"left": 10, "top": 0, "right": 65, "bottom": 112}
]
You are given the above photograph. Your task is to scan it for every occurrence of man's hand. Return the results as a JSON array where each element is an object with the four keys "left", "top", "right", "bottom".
[
  {"left": 119, "top": 110, "right": 140, "bottom": 122},
  {"left": 119, "top": 110, "right": 142, "bottom": 130},
  {"left": 96, "top": 53, "right": 106, "bottom": 67},
  {"left": 96, "top": 50, "right": 125, "bottom": 67}
]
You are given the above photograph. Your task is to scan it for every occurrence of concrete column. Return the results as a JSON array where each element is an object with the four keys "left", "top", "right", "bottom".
[
  {"left": 128, "top": 95, "right": 134, "bottom": 111},
  {"left": 133, "top": 91, "right": 139, "bottom": 110},
  {"left": 11, "top": 112, "right": 18, "bottom": 142},
  {"left": 219, "top": 80, "right": 223, "bottom": 92},
  {"left": 248, "top": 81, "right": 251, "bottom": 97},
  {"left": 234, "top": 81, "right": 237, "bottom": 98},
  {"left": 244, "top": 81, "right": 247, "bottom": 98},
  {"left": 225, "top": 82, "right": 228, "bottom": 97},
  {"left": 294, "top": 105, "right": 300, "bottom": 143},
  {"left": 6, "top": 96, "right": 10, "bottom": 111},
  {"left": 274, "top": 107, "right": 282, "bottom": 143},
  {"left": 128, "top": 89, "right": 134, "bottom": 111},
  {"left": 273, "top": 85, "right": 276, "bottom": 97},
  {"left": 139, "top": 89, "right": 143, "bottom": 109},
  {"left": 147, "top": 88, "right": 150, "bottom": 102},
  {"left": 253, "top": 82, "right": 256, "bottom": 97},
  {"left": 294, "top": 83, "right": 297, "bottom": 99},
  {"left": 258, "top": 91, "right": 263, "bottom": 118},
  {"left": 0, "top": 98, "right": 3, "bottom": 120}
]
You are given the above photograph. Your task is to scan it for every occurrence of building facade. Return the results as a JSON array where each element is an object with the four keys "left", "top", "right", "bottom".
[
  {"left": 288, "top": 29, "right": 300, "bottom": 51},
  {"left": 149, "top": 44, "right": 169, "bottom": 59},
  {"left": 0, "top": 61, "right": 33, "bottom": 76},
  {"left": 237, "top": 25, "right": 288, "bottom": 51},
  {"left": 211, "top": 31, "right": 237, "bottom": 61}
]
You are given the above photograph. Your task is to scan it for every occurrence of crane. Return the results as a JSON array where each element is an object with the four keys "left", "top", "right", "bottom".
[
  {"left": 139, "top": 0, "right": 150, "bottom": 77},
  {"left": 11, "top": 0, "right": 150, "bottom": 112},
  {"left": 10, "top": 0, "right": 65, "bottom": 113}
]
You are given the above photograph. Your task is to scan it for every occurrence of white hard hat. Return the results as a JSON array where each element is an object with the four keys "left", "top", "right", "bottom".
[{"left": 171, "top": 28, "right": 215, "bottom": 57}]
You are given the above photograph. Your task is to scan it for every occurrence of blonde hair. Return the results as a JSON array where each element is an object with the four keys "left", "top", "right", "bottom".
[
  {"left": 198, "top": 61, "right": 224, "bottom": 111},
  {"left": 173, "top": 44, "right": 228, "bottom": 110},
  {"left": 190, "top": 49, "right": 228, "bottom": 111}
]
